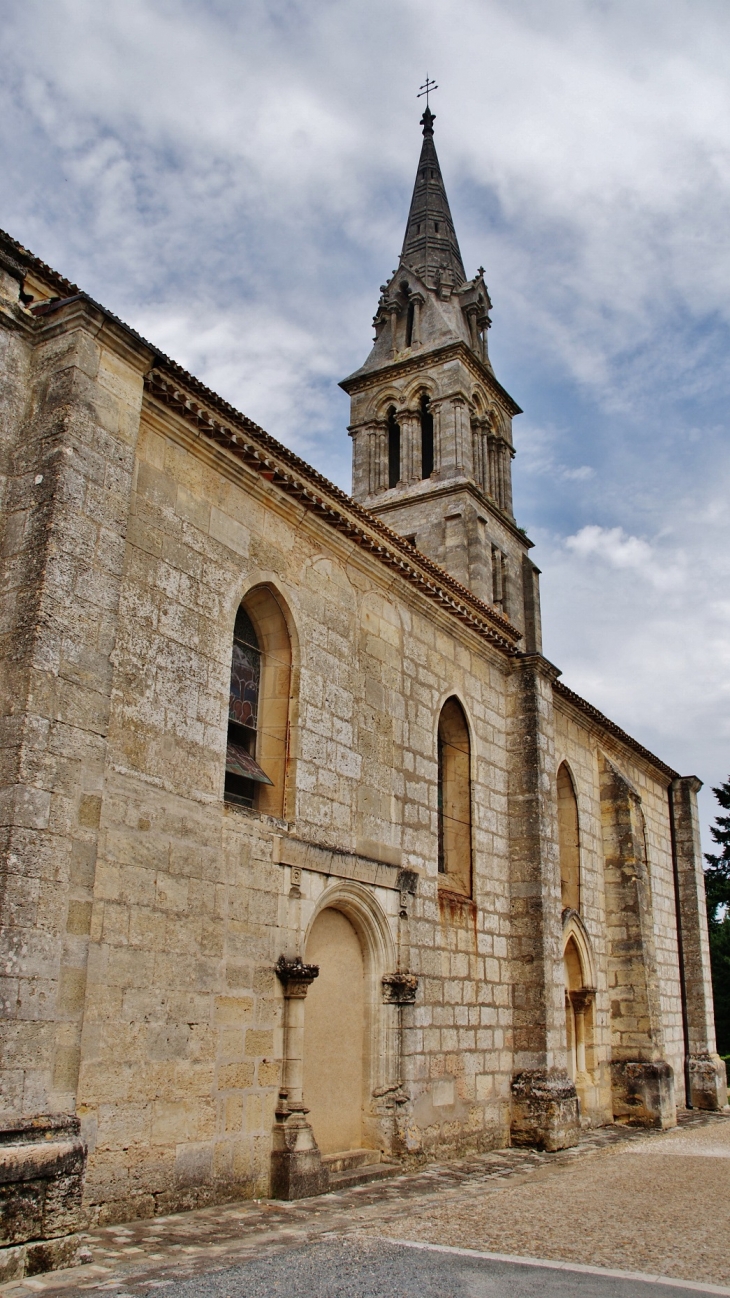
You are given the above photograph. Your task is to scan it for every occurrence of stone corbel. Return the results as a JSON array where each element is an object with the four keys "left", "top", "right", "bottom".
[
  {"left": 275, "top": 955, "right": 319, "bottom": 1000},
  {"left": 382, "top": 972, "right": 419, "bottom": 1004}
]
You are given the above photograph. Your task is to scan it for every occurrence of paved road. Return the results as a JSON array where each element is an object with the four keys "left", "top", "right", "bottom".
[{"left": 165, "top": 1239, "right": 727, "bottom": 1298}]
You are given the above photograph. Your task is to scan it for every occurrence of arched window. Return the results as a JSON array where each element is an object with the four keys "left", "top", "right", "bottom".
[
  {"left": 437, "top": 697, "right": 472, "bottom": 897},
  {"left": 387, "top": 407, "right": 401, "bottom": 489},
  {"left": 420, "top": 393, "right": 434, "bottom": 479},
  {"left": 557, "top": 762, "right": 580, "bottom": 911},
  {"left": 224, "top": 587, "right": 292, "bottom": 816}
]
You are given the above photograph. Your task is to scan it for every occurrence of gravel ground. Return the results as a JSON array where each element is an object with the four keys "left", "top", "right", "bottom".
[
  {"left": 3, "top": 1113, "right": 728, "bottom": 1297},
  {"left": 157, "top": 1238, "right": 728, "bottom": 1298},
  {"left": 375, "top": 1118, "right": 730, "bottom": 1287}
]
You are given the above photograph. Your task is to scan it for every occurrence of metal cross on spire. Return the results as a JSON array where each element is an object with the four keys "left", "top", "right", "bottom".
[{"left": 417, "top": 76, "right": 438, "bottom": 109}]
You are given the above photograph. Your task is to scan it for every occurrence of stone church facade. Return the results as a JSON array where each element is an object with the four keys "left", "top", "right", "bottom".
[{"left": 0, "top": 109, "right": 725, "bottom": 1272}]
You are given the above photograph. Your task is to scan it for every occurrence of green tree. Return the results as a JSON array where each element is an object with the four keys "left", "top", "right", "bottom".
[{"left": 704, "top": 777, "right": 730, "bottom": 1056}]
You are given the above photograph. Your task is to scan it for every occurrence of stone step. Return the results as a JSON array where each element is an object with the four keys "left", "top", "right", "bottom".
[
  {"left": 326, "top": 1160, "right": 401, "bottom": 1192},
  {"left": 322, "top": 1148, "right": 383, "bottom": 1174}
]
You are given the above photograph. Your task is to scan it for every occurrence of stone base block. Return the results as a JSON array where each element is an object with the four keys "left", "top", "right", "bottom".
[
  {"left": 0, "top": 1233, "right": 89, "bottom": 1284},
  {"left": 688, "top": 1054, "right": 729, "bottom": 1111},
  {"left": 0, "top": 1114, "right": 87, "bottom": 1252},
  {"left": 269, "top": 1113, "right": 329, "bottom": 1200},
  {"left": 611, "top": 1060, "right": 676, "bottom": 1128},
  {"left": 510, "top": 1069, "right": 580, "bottom": 1151}
]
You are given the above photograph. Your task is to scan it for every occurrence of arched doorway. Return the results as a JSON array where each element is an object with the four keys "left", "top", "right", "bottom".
[{"left": 303, "top": 908, "right": 365, "bottom": 1154}]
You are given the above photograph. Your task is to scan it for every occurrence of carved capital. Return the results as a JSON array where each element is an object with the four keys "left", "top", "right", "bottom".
[
  {"left": 275, "top": 955, "right": 320, "bottom": 998},
  {"left": 382, "top": 972, "right": 419, "bottom": 1004},
  {"left": 569, "top": 987, "right": 596, "bottom": 1014}
]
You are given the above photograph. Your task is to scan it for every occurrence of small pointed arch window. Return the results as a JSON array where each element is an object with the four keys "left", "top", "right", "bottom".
[
  {"left": 225, "top": 588, "right": 292, "bottom": 816},
  {"left": 420, "top": 392, "right": 434, "bottom": 479},
  {"left": 405, "top": 301, "right": 415, "bottom": 348},
  {"left": 437, "top": 697, "right": 472, "bottom": 897},
  {"left": 387, "top": 406, "right": 401, "bottom": 489},
  {"left": 557, "top": 762, "right": 581, "bottom": 912}
]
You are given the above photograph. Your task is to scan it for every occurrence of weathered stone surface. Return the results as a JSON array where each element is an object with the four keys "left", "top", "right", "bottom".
[
  {"left": 510, "top": 1069, "right": 580, "bottom": 1151},
  {"left": 610, "top": 1060, "right": 676, "bottom": 1128},
  {"left": 688, "top": 1053, "right": 728, "bottom": 1111}
]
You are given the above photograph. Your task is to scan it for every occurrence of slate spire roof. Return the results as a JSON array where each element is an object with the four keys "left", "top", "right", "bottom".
[{"left": 400, "top": 107, "right": 466, "bottom": 289}]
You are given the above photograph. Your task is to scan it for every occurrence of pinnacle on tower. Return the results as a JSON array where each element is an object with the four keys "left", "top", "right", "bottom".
[{"left": 400, "top": 107, "right": 466, "bottom": 289}]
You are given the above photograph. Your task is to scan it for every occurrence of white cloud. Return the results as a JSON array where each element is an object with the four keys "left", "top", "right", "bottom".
[
  {"left": 564, "top": 525, "right": 686, "bottom": 591},
  {"left": 2, "top": 0, "right": 730, "bottom": 845}
]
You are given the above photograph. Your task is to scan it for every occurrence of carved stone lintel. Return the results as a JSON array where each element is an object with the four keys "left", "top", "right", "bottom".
[
  {"left": 382, "top": 972, "right": 419, "bottom": 1004},
  {"left": 275, "top": 955, "right": 319, "bottom": 998}
]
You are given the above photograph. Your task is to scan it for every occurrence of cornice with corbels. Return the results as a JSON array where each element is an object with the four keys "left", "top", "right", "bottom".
[{"left": 144, "top": 367, "right": 522, "bottom": 657}]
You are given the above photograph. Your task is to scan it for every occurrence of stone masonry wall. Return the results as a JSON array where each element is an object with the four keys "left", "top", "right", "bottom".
[
  {"left": 73, "top": 394, "right": 517, "bottom": 1221},
  {"left": 0, "top": 287, "right": 705, "bottom": 1228},
  {"left": 554, "top": 700, "right": 685, "bottom": 1107}
]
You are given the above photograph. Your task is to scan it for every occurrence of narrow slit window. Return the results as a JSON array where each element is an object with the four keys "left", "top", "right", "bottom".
[
  {"left": 405, "top": 301, "right": 415, "bottom": 348},
  {"left": 387, "top": 407, "right": 401, "bottom": 489}
]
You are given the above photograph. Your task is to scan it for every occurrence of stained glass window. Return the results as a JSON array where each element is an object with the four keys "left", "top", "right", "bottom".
[
  {"left": 225, "top": 606, "right": 271, "bottom": 809},
  {"left": 229, "top": 608, "right": 260, "bottom": 731}
]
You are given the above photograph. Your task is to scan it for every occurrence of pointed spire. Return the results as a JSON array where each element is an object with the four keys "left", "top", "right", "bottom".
[{"left": 400, "top": 109, "right": 466, "bottom": 289}]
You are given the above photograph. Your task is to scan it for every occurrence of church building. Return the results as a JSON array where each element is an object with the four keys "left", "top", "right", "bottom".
[{"left": 0, "top": 106, "right": 725, "bottom": 1276}]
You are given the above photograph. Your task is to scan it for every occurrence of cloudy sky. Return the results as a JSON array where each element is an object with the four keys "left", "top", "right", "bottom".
[{"left": 2, "top": 0, "right": 729, "bottom": 843}]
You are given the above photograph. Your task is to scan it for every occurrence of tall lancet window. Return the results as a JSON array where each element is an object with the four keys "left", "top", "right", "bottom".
[
  {"left": 225, "top": 605, "right": 273, "bottom": 809},
  {"left": 420, "top": 393, "right": 434, "bottom": 479},
  {"left": 557, "top": 762, "right": 581, "bottom": 912},
  {"left": 405, "top": 301, "right": 415, "bottom": 348},
  {"left": 437, "top": 697, "right": 472, "bottom": 897},
  {"left": 387, "top": 407, "right": 401, "bottom": 489}
]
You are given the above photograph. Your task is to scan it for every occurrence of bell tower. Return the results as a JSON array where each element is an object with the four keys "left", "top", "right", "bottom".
[{"left": 340, "top": 107, "right": 542, "bottom": 650}]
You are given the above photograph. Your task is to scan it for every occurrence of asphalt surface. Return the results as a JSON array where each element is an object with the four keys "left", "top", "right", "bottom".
[{"left": 156, "top": 1239, "right": 727, "bottom": 1298}]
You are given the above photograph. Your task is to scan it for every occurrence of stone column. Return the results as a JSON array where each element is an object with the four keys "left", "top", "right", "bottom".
[
  {"left": 388, "top": 305, "right": 400, "bottom": 359},
  {"left": 452, "top": 397, "right": 472, "bottom": 478},
  {"left": 508, "top": 656, "right": 580, "bottom": 1150},
  {"left": 270, "top": 957, "right": 329, "bottom": 1200},
  {"left": 487, "top": 433, "right": 497, "bottom": 500},
  {"left": 380, "top": 972, "right": 418, "bottom": 1157},
  {"left": 430, "top": 399, "right": 445, "bottom": 477},
  {"left": 670, "top": 777, "right": 728, "bottom": 1110},
  {"left": 411, "top": 295, "right": 423, "bottom": 346},
  {"left": 569, "top": 989, "right": 594, "bottom": 1080},
  {"left": 397, "top": 407, "right": 421, "bottom": 484},
  {"left": 503, "top": 441, "right": 515, "bottom": 516}
]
